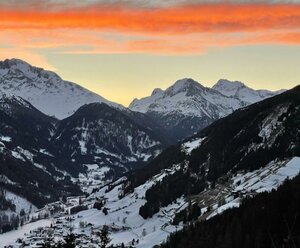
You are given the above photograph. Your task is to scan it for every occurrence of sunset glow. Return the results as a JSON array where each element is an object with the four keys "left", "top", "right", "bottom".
[{"left": 1, "top": 0, "right": 300, "bottom": 105}]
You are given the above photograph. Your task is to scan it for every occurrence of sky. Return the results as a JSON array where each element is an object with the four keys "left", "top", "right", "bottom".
[{"left": 1, "top": 0, "right": 300, "bottom": 106}]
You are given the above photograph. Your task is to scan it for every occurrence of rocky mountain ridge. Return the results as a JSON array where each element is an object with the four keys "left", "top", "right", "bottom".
[{"left": 129, "top": 78, "right": 284, "bottom": 141}]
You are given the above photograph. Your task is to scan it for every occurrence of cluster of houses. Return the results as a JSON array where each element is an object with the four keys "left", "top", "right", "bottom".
[
  {"left": 7, "top": 215, "right": 131, "bottom": 248},
  {"left": 3, "top": 194, "right": 129, "bottom": 248}
]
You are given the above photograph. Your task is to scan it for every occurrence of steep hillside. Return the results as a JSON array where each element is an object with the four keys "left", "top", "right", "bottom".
[{"left": 161, "top": 173, "right": 300, "bottom": 248}]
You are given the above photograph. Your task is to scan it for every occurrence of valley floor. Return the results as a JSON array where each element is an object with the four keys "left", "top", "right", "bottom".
[{"left": 1, "top": 157, "right": 300, "bottom": 248}]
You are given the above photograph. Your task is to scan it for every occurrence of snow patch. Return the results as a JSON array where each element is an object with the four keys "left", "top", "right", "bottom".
[
  {"left": 182, "top": 137, "right": 206, "bottom": 154},
  {"left": 0, "top": 136, "right": 12, "bottom": 142}
]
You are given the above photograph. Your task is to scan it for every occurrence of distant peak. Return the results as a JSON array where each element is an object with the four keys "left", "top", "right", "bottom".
[
  {"left": 212, "top": 79, "right": 248, "bottom": 97},
  {"left": 4, "top": 58, "right": 30, "bottom": 65},
  {"left": 1, "top": 58, "right": 30, "bottom": 70},
  {"left": 166, "top": 78, "right": 204, "bottom": 95},
  {"left": 73, "top": 102, "right": 118, "bottom": 118},
  {"left": 174, "top": 78, "right": 200, "bottom": 87},
  {"left": 214, "top": 79, "right": 245, "bottom": 89},
  {"left": 151, "top": 88, "right": 163, "bottom": 96},
  {"left": 0, "top": 58, "right": 63, "bottom": 82}
]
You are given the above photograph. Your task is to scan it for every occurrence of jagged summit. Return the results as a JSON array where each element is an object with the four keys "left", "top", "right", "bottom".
[
  {"left": 213, "top": 79, "right": 246, "bottom": 96},
  {"left": 1, "top": 58, "right": 32, "bottom": 68},
  {"left": 165, "top": 78, "right": 205, "bottom": 96},
  {"left": 214, "top": 78, "right": 245, "bottom": 87},
  {"left": 0, "top": 58, "right": 61, "bottom": 82},
  {"left": 149, "top": 78, "right": 203, "bottom": 98},
  {"left": 213, "top": 78, "right": 284, "bottom": 104}
]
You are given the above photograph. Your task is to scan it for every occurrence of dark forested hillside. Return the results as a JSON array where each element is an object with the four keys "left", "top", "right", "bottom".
[
  {"left": 161, "top": 174, "right": 300, "bottom": 248},
  {"left": 188, "top": 85, "right": 300, "bottom": 181},
  {"left": 0, "top": 95, "right": 169, "bottom": 208},
  {"left": 0, "top": 96, "right": 82, "bottom": 207}
]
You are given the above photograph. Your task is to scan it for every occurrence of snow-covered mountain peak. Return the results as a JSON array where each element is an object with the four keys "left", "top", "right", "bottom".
[
  {"left": 129, "top": 78, "right": 239, "bottom": 116},
  {"left": 212, "top": 79, "right": 246, "bottom": 97},
  {"left": 1, "top": 58, "right": 30, "bottom": 69},
  {"left": 128, "top": 78, "right": 208, "bottom": 114},
  {"left": 0, "top": 58, "right": 124, "bottom": 119},
  {"left": 165, "top": 78, "right": 205, "bottom": 96},
  {"left": 213, "top": 79, "right": 285, "bottom": 104},
  {"left": 1, "top": 58, "right": 32, "bottom": 69},
  {"left": 0, "top": 58, "right": 61, "bottom": 83}
]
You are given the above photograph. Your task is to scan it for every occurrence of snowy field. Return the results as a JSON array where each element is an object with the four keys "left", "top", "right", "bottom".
[{"left": 0, "top": 219, "right": 52, "bottom": 247}]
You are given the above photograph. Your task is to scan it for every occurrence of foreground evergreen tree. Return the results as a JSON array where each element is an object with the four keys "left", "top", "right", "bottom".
[
  {"left": 98, "top": 225, "right": 112, "bottom": 248},
  {"left": 42, "top": 233, "right": 76, "bottom": 248},
  {"left": 63, "top": 233, "right": 76, "bottom": 248},
  {"left": 41, "top": 225, "right": 116, "bottom": 248}
]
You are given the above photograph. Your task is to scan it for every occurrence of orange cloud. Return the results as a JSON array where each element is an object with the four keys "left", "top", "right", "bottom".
[
  {"left": 255, "top": 32, "right": 300, "bottom": 45},
  {"left": 0, "top": 3, "right": 300, "bottom": 34},
  {"left": 1, "top": 2, "right": 300, "bottom": 58}
]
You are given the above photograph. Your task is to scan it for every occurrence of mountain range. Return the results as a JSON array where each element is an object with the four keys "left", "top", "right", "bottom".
[
  {"left": 0, "top": 58, "right": 298, "bottom": 248},
  {"left": 130, "top": 78, "right": 284, "bottom": 141},
  {"left": 0, "top": 59, "right": 284, "bottom": 143}
]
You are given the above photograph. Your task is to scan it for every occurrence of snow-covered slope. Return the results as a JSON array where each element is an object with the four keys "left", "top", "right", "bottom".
[
  {"left": 0, "top": 189, "right": 37, "bottom": 217},
  {"left": 129, "top": 78, "right": 282, "bottom": 141},
  {"left": 0, "top": 58, "right": 124, "bottom": 119}
]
